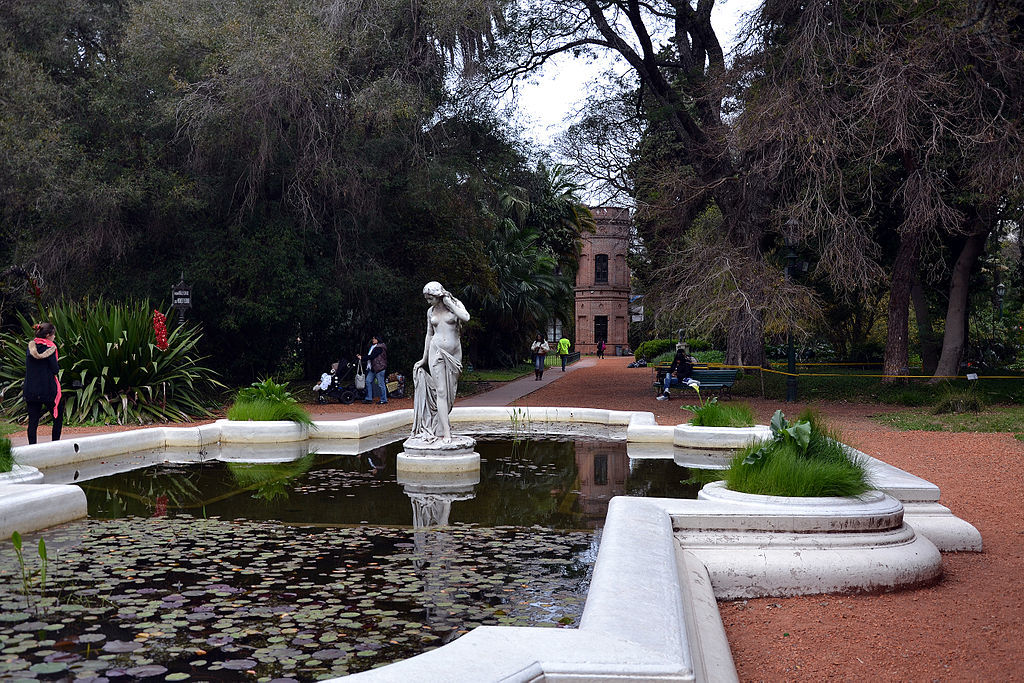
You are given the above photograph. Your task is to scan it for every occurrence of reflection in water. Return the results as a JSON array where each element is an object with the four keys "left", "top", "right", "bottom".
[
  {"left": 399, "top": 469, "right": 480, "bottom": 634},
  {"left": 81, "top": 438, "right": 705, "bottom": 528}
]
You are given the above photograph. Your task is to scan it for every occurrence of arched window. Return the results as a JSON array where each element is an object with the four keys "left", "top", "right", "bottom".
[{"left": 594, "top": 254, "right": 609, "bottom": 284}]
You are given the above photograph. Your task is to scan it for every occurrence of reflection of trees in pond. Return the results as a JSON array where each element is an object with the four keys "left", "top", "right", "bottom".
[
  {"left": 83, "top": 465, "right": 205, "bottom": 517},
  {"left": 465, "top": 439, "right": 582, "bottom": 527},
  {"left": 624, "top": 459, "right": 703, "bottom": 499},
  {"left": 226, "top": 454, "right": 316, "bottom": 502}
]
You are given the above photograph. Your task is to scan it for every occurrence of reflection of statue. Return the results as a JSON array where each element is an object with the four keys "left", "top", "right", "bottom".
[{"left": 411, "top": 281, "right": 470, "bottom": 444}]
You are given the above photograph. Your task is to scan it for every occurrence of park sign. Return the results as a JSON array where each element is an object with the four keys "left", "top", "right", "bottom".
[{"left": 171, "top": 277, "right": 192, "bottom": 318}]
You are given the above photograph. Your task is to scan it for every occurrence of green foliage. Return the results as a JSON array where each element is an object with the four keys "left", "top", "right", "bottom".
[
  {"left": 0, "top": 437, "right": 12, "bottom": 473},
  {"left": 228, "top": 378, "right": 312, "bottom": 425},
  {"left": 694, "top": 350, "right": 725, "bottom": 364},
  {"left": 932, "top": 386, "right": 986, "bottom": 415},
  {"left": 10, "top": 530, "right": 49, "bottom": 613},
  {"left": 237, "top": 378, "right": 297, "bottom": 404},
  {"left": 635, "top": 339, "right": 677, "bottom": 360},
  {"left": 226, "top": 398, "right": 313, "bottom": 425},
  {"left": 686, "top": 399, "right": 755, "bottom": 428},
  {"left": 726, "top": 409, "right": 870, "bottom": 497},
  {"left": 0, "top": 301, "right": 223, "bottom": 425}
]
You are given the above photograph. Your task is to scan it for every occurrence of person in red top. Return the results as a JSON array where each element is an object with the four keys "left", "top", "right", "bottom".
[{"left": 23, "top": 322, "right": 63, "bottom": 444}]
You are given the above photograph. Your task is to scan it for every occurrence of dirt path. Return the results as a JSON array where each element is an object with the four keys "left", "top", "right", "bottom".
[{"left": 8, "top": 357, "right": 1023, "bottom": 680}]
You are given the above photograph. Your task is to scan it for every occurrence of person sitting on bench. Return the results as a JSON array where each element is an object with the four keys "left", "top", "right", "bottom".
[{"left": 657, "top": 343, "right": 696, "bottom": 401}]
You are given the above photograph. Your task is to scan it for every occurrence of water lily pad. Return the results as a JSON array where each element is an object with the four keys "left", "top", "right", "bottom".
[
  {"left": 126, "top": 664, "right": 168, "bottom": 677},
  {"left": 103, "top": 640, "right": 143, "bottom": 653},
  {"left": 29, "top": 661, "right": 68, "bottom": 674},
  {"left": 221, "top": 659, "right": 257, "bottom": 670}
]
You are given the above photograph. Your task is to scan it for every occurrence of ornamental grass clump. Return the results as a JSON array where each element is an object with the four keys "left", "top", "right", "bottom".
[
  {"left": 932, "top": 385, "right": 986, "bottom": 415},
  {"left": 0, "top": 437, "right": 13, "bottom": 473},
  {"left": 227, "top": 378, "right": 313, "bottom": 426},
  {"left": 725, "top": 409, "right": 870, "bottom": 497},
  {"left": 681, "top": 380, "right": 755, "bottom": 427},
  {"left": 0, "top": 300, "right": 223, "bottom": 425}
]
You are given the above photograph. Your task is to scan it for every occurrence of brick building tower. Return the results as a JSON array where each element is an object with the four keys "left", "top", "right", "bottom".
[{"left": 575, "top": 206, "right": 631, "bottom": 355}]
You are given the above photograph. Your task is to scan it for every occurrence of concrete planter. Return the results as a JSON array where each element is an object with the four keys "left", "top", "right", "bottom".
[{"left": 676, "top": 482, "right": 944, "bottom": 598}]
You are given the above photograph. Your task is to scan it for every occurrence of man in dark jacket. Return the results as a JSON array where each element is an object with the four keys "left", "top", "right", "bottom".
[{"left": 358, "top": 336, "right": 388, "bottom": 404}]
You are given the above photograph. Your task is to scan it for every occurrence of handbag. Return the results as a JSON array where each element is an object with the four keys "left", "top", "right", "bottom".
[{"left": 354, "top": 365, "right": 366, "bottom": 390}]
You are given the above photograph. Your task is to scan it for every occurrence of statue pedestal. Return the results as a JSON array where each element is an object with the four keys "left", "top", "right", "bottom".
[{"left": 397, "top": 435, "right": 480, "bottom": 474}]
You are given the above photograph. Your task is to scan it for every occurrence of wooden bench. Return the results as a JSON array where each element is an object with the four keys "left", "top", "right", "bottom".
[{"left": 652, "top": 366, "right": 738, "bottom": 399}]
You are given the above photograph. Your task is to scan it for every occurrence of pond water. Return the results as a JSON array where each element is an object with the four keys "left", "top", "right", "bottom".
[{"left": 0, "top": 436, "right": 706, "bottom": 681}]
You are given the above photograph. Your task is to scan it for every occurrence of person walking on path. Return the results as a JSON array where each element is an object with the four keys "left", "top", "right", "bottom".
[
  {"left": 357, "top": 335, "right": 388, "bottom": 404},
  {"left": 24, "top": 322, "right": 63, "bottom": 444},
  {"left": 557, "top": 335, "right": 571, "bottom": 371},
  {"left": 596, "top": 339, "right": 606, "bottom": 359},
  {"left": 531, "top": 334, "right": 550, "bottom": 380}
]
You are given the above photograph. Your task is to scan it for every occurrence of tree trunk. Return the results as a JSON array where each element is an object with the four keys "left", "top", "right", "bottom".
[
  {"left": 910, "top": 276, "right": 940, "bottom": 375},
  {"left": 726, "top": 308, "right": 765, "bottom": 369},
  {"left": 931, "top": 227, "right": 990, "bottom": 381},
  {"left": 882, "top": 230, "right": 923, "bottom": 382}
]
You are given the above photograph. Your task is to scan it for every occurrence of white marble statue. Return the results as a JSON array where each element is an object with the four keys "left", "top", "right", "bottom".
[{"left": 410, "top": 281, "right": 471, "bottom": 444}]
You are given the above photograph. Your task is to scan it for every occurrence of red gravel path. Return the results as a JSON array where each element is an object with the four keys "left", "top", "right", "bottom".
[{"left": 10, "top": 357, "right": 1023, "bottom": 680}]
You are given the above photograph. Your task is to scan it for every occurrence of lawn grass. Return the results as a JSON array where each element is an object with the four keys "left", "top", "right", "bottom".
[
  {"left": 462, "top": 364, "right": 535, "bottom": 382},
  {"left": 733, "top": 368, "right": 1024, "bottom": 405},
  {"left": 0, "top": 423, "right": 19, "bottom": 437},
  {"left": 871, "top": 404, "right": 1024, "bottom": 433}
]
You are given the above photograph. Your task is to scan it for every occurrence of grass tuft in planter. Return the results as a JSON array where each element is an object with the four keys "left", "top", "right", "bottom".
[
  {"left": 725, "top": 409, "right": 870, "bottom": 497},
  {"left": 0, "top": 437, "right": 13, "bottom": 473},
  {"left": 686, "top": 398, "right": 755, "bottom": 427},
  {"left": 227, "top": 378, "right": 313, "bottom": 426}
]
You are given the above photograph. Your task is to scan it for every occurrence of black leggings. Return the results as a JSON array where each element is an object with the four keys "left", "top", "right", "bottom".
[{"left": 26, "top": 399, "right": 63, "bottom": 445}]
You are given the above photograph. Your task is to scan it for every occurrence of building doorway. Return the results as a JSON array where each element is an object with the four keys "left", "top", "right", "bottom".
[{"left": 594, "top": 316, "right": 608, "bottom": 346}]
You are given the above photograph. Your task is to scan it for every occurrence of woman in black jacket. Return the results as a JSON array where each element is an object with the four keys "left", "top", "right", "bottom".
[{"left": 24, "top": 322, "right": 62, "bottom": 444}]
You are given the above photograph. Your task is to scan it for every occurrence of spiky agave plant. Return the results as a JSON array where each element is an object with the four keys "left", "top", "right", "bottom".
[{"left": 0, "top": 299, "right": 223, "bottom": 425}]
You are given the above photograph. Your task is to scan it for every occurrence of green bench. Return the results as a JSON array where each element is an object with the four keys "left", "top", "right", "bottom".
[{"left": 652, "top": 366, "right": 738, "bottom": 399}]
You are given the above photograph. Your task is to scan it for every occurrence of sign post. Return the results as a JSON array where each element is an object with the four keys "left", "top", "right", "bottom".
[{"left": 171, "top": 275, "right": 192, "bottom": 323}]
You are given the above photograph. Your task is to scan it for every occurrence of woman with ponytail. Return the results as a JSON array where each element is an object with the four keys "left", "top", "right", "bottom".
[{"left": 24, "top": 322, "right": 62, "bottom": 444}]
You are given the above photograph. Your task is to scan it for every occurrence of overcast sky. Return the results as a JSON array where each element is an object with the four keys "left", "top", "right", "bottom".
[{"left": 510, "top": 0, "right": 759, "bottom": 148}]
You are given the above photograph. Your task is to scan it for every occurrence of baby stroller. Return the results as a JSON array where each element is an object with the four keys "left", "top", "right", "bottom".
[{"left": 313, "top": 360, "right": 367, "bottom": 405}]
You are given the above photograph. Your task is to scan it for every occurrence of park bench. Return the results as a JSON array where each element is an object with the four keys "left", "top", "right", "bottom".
[{"left": 651, "top": 365, "right": 738, "bottom": 400}]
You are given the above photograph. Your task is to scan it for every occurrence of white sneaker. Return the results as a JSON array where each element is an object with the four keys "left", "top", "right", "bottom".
[{"left": 656, "top": 394, "right": 669, "bottom": 401}]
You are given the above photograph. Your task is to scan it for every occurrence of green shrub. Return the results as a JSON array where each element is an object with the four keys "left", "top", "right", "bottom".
[
  {"left": 0, "top": 300, "right": 223, "bottom": 425},
  {"left": 687, "top": 399, "right": 755, "bottom": 427},
  {"left": 228, "top": 378, "right": 312, "bottom": 425},
  {"left": 933, "top": 386, "right": 986, "bottom": 415},
  {"left": 694, "top": 349, "right": 725, "bottom": 364},
  {"left": 684, "top": 338, "right": 712, "bottom": 352},
  {"left": 237, "top": 377, "right": 297, "bottom": 404},
  {"left": 724, "top": 409, "right": 870, "bottom": 497},
  {"left": 634, "top": 339, "right": 676, "bottom": 360},
  {"left": 0, "top": 437, "right": 13, "bottom": 473}
]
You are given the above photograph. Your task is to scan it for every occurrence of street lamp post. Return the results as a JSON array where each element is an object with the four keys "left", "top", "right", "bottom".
[{"left": 785, "top": 240, "right": 798, "bottom": 403}]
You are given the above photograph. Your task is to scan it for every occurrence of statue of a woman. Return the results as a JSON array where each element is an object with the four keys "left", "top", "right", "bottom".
[{"left": 410, "top": 281, "right": 471, "bottom": 444}]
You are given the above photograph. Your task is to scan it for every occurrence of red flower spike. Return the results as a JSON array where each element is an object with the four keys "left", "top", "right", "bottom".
[{"left": 152, "top": 309, "right": 169, "bottom": 351}]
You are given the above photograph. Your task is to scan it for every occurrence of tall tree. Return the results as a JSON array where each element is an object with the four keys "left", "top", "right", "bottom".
[
  {"left": 498, "top": 0, "right": 780, "bottom": 366},
  {"left": 734, "top": 0, "right": 1024, "bottom": 379}
]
